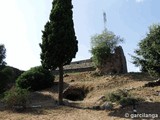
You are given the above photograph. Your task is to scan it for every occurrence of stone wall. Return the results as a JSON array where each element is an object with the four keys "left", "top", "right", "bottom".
[
  {"left": 53, "top": 46, "right": 127, "bottom": 74},
  {"left": 97, "top": 46, "right": 127, "bottom": 74}
]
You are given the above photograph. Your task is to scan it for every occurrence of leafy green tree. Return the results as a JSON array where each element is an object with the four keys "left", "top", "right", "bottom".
[
  {"left": 132, "top": 24, "right": 160, "bottom": 77},
  {"left": 40, "top": 0, "right": 78, "bottom": 104},
  {"left": 90, "top": 29, "right": 123, "bottom": 68},
  {"left": 0, "top": 44, "right": 6, "bottom": 67}
]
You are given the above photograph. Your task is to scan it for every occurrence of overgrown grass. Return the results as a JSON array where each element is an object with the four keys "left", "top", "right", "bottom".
[
  {"left": 105, "top": 89, "right": 143, "bottom": 107},
  {"left": 3, "top": 87, "right": 30, "bottom": 111}
]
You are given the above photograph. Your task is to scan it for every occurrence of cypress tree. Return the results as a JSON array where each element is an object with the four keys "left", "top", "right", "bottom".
[
  {"left": 40, "top": 0, "right": 78, "bottom": 104},
  {"left": 0, "top": 44, "right": 6, "bottom": 67}
]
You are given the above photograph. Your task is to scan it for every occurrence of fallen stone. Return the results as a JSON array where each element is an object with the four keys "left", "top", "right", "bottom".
[{"left": 101, "top": 102, "right": 113, "bottom": 110}]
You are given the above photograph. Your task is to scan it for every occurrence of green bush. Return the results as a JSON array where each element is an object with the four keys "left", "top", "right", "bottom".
[
  {"left": 119, "top": 97, "right": 138, "bottom": 107},
  {"left": 91, "top": 44, "right": 111, "bottom": 67},
  {"left": 3, "top": 87, "right": 29, "bottom": 110},
  {"left": 16, "top": 66, "right": 54, "bottom": 91},
  {"left": 0, "top": 66, "right": 23, "bottom": 94},
  {"left": 105, "top": 89, "right": 128, "bottom": 102},
  {"left": 0, "top": 71, "right": 8, "bottom": 93},
  {"left": 106, "top": 92, "right": 121, "bottom": 102},
  {"left": 2, "top": 66, "right": 14, "bottom": 81},
  {"left": 105, "top": 89, "right": 140, "bottom": 107}
]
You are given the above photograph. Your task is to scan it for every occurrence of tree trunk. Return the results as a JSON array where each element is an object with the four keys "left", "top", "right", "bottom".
[{"left": 58, "top": 65, "right": 64, "bottom": 105}]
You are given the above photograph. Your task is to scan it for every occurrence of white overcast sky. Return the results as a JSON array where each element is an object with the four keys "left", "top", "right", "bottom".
[{"left": 0, "top": 0, "right": 160, "bottom": 71}]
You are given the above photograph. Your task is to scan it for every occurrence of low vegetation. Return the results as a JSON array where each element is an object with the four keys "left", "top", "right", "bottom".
[
  {"left": 0, "top": 71, "right": 159, "bottom": 120},
  {"left": 0, "top": 66, "right": 14, "bottom": 93},
  {"left": 16, "top": 66, "right": 54, "bottom": 91},
  {"left": 3, "top": 87, "right": 29, "bottom": 111},
  {"left": 105, "top": 89, "right": 128, "bottom": 102},
  {"left": 105, "top": 89, "right": 143, "bottom": 107}
]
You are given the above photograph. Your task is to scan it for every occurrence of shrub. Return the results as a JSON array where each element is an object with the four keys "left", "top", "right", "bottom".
[
  {"left": 119, "top": 97, "right": 138, "bottom": 107},
  {"left": 3, "top": 87, "right": 29, "bottom": 110},
  {"left": 16, "top": 66, "right": 54, "bottom": 91},
  {"left": 105, "top": 89, "right": 140, "bottom": 107},
  {"left": 105, "top": 89, "right": 128, "bottom": 102},
  {"left": 0, "top": 66, "right": 22, "bottom": 94},
  {"left": 0, "top": 71, "right": 8, "bottom": 93},
  {"left": 106, "top": 92, "right": 121, "bottom": 102},
  {"left": 1, "top": 66, "right": 14, "bottom": 82}
]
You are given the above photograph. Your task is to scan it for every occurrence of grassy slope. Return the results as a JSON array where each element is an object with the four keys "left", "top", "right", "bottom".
[{"left": 0, "top": 72, "right": 160, "bottom": 120}]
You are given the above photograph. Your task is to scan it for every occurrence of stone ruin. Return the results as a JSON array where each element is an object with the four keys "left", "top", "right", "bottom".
[
  {"left": 97, "top": 46, "right": 127, "bottom": 74},
  {"left": 54, "top": 45, "right": 127, "bottom": 75}
]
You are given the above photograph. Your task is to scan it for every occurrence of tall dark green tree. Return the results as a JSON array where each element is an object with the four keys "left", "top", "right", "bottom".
[
  {"left": 40, "top": 0, "right": 78, "bottom": 104},
  {"left": 0, "top": 44, "right": 6, "bottom": 67},
  {"left": 132, "top": 24, "right": 160, "bottom": 77}
]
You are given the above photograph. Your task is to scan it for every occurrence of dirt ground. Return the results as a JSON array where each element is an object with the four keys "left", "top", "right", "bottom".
[{"left": 0, "top": 72, "right": 160, "bottom": 120}]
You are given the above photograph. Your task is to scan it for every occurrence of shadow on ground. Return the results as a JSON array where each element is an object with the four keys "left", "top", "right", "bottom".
[
  {"left": 52, "top": 82, "right": 69, "bottom": 93},
  {"left": 108, "top": 101, "right": 160, "bottom": 119},
  {"left": 126, "top": 72, "right": 155, "bottom": 81}
]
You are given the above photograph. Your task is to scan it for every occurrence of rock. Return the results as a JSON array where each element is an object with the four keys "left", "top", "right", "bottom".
[
  {"left": 133, "top": 109, "right": 137, "bottom": 114},
  {"left": 101, "top": 102, "right": 113, "bottom": 110},
  {"left": 31, "top": 105, "right": 42, "bottom": 108},
  {"left": 13, "top": 105, "right": 26, "bottom": 112},
  {"left": 97, "top": 95, "right": 105, "bottom": 101},
  {"left": 97, "top": 46, "right": 127, "bottom": 74}
]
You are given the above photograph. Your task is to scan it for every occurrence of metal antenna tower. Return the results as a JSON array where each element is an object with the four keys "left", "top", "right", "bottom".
[{"left": 103, "top": 11, "right": 107, "bottom": 31}]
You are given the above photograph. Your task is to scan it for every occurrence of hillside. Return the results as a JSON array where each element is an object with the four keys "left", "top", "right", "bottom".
[{"left": 0, "top": 72, "right": 160, "bottom": 120}]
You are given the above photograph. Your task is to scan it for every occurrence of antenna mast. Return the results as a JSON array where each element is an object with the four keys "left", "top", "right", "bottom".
[{"left": 103, "top": 11, "right": 107, "bottom": 31}]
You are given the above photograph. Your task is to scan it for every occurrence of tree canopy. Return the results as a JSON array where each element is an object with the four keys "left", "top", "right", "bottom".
[
  {"left": 132, "top": 24, "right": 160, "bottom": 77},
  {"left": 0, "top": 44, "right": 6, "bottom": 67},
  {"left": 40, "top": 0, "right": 78, "bottom": 70},
  {"left": 90, "top": 29, "right": 123, "bottom": 67}
]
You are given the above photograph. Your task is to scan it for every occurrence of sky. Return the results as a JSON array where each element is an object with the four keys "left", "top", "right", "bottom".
[{"left": 0, "top": 0, "right": 160, "bottom": 71}]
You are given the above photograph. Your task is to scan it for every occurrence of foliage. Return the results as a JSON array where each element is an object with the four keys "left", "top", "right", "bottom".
[
  {"left": 119, "top": 97, "right": 138, "bottom": 107},
  {"left": 3, "top": 87, "right": 29, "bottom": 110},
  {"left": 91, "top": 44, "right": 111, "bottom": 67},
  {"left": 0, "top": 71, "right": 8, "bottom": 93},
  {"left": 40, "top": 0, "right": 78, "bottom": 70},
  {"left": 90, "top": 30, "right": 123, "bottom": 67},
  {"left": 1, "top": 66, "right": 14, "bottom": 82},
  {"left": 105, "top": 89, "right": 128, "bottom": 102},
  {"left": 39, "top": 0, "right": 78, "bottom": 105},
  {"left": 132, "top": 24, "right": 160, "bottom": 77},
  {"left": 16, "top": 66, "right": 54, "bottom": 91},
  {"left": 0, "top": 44, "right": 6, "bottom": 66},
  {"left": 105, "top": 89, "right": 140, "bottom": 107},
  {"left": 0, "top": 66, "right": 24, "bottom": 94}
]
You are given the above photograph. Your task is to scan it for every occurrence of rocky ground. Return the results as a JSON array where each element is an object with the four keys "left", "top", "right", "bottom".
[{"left": 0, "top": 72, "right": 160, "bottom": 120}]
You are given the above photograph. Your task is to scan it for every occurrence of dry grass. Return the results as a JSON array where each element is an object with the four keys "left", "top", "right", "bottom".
[{"left": 0, "top": 72, "right": 160, "bottom": 120}]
